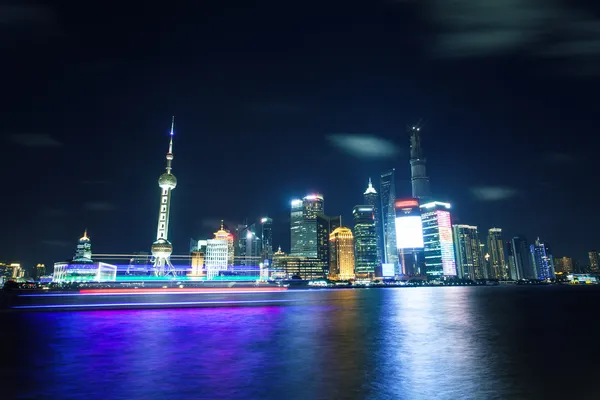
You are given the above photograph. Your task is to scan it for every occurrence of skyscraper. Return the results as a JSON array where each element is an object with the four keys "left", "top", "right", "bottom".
[
  {"left": 214, "top": 221, "right": 234, "bottom": 267},
  {"left": 452, "top": 225, "right": 483, "bottom": 280},
  {"left": 395, "top": 199, "right": 424, "bottom": 276},
  {"left": 151, "top": 117, "right": 177, "bottom": 277},
  {"left": 511, "top": 236, "right": 535, "bottom": 279},
  {"left": 487, "top": 228, "right": 506, "bottom": 280},
  {"left": 235, "top": 222, "right": 262, "bottom": 266},
  {"left": 420, "top": 201, "right": 456, "bottom": 278},
  {"left": 261, "top": 217, "right": 273, "bottom": 262},
  {"left": 290, "top": 199, "right": 304, "bottom": 255},
  {"left": 409, "top": 125, "right": 431, "bottom": 201},
  {"left": 380, "top": 169, "right": 398, "bottom": 268},
  {"left": 505, "top": 241, "right": 518, "bottom": 280},
  {"left": 352, "top": 206, "right": 378, "bottom": 277},
  {"left": 363, "top": 178, "right": 383, "bottom": 267},
  {"left": 290, "top": 194, "right": 324, "bottom": 258},
  {"left": 530, "top": 238, "right": 555, "bottom": 280},
  {"left": 35, "top": 263, "right": 46, "bottom": 279},
  {"left": 329, "top": 227, "right": 355, "bottom": 281},
  {"left": 589, "top": 251, "right": 599, "bottom": 273},
  {"left": 74, "top": 230, "right": 92, "bottom": 262},
  {"left": 205, "top": 238, "right": 228, "bottom": 280},
  {"left": 554, "top": 256, "right": 574, "bottom": 274}
]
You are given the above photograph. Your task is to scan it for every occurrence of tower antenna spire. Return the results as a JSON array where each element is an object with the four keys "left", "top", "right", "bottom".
[{"left": 169, "top": 116, "right": 175, "bottom": 154}]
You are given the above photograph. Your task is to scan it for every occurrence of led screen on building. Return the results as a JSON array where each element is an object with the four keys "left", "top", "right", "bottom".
[
  {"left": 395, "top": 216, "right": 424, "bottom": 249},
  {"left": 395, "top": 199, "right": 424, "bottom": 250},
  {"left": 382, "top": 263, "right": 395, "bottom": 277},
  {"left": 437, "top": 210, "right": 457, "bottom": 276}
]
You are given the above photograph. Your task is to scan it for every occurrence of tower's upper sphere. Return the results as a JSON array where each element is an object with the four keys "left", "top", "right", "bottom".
[
  {"left": 158, "top": 172, "right": 177, "bottom": 189},
  {"left": 152, "top": 238, "right": 173, "bottom": 258}
]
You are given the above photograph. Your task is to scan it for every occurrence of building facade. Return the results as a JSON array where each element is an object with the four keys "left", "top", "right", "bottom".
[
  {"left": 395, "top": 199, "right": 424, "bottom": 276},
  {"left": 511, "top": 236, "right": 535, "bottom": 279},
  {"left": 530, "top": 237, "right": 555, "bottom": 280},
  {"left": 409, "top": 125, "right": 431, "bottom": 201},
  {"left": 380, "top": 169, "right": 398, "bottom": 268},
  {"left": 363, "top": 178, "right": 383, "bottom": 267},
  {"left": 290, "top": 194, "right": 325, "bottom": 258},
  {"left": 554, "top": 256, "right": 574, "bottom": 274},
  {"left": 329, "top": 227, "right": 355, "bottom": 280},
  {"left": 214, "top": 221, "right": 234, "bottom": 267},
  {"left": 353, "top": 206, "right": 378, "bottom": 277},
  {"left": 205, "top": 239, "right": 229, "bottom": 280},
  {"left": 420, "top": 201, "right": 457, "bottom": 279},
  {"left": 487, "top": 228, "right": 506, "bottom": 280},
  {"left": 589, "top": 251, "right": 599, "bottom": 273},
  {"left": 261, "top": 217, "right": 273, "bottom": 262},
  {"left": 453, "top": 225, "right": 483, "bottom": 280}
]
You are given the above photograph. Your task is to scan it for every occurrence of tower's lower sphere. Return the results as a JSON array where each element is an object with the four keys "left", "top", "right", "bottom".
[
  {"left": 158, "top": 173, "right": 177, "bottom": 190},
  {"left": 152, "top": 238, "right": 173, "bottom": 259}
]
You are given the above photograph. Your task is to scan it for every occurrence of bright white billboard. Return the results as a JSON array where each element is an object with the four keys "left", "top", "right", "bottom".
[
  {"left": 395, "top": 216, "right": 424, "bottom": 249},
  {"left": 382, "top": 263, "right": 395, "bottom": 277}
]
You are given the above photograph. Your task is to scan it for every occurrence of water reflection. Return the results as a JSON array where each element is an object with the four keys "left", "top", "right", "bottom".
[{"left": 3, "top": 287, "right": 600, "bottom": 399}]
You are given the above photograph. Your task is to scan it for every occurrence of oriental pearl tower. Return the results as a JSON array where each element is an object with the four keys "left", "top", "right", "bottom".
[{"left": 151, "top": 117, "right": 177, "bottom": 277}]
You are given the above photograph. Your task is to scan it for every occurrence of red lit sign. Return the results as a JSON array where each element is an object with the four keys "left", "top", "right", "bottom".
[{"left": 395, "top": 199, "right": 419, "bottom": 209}]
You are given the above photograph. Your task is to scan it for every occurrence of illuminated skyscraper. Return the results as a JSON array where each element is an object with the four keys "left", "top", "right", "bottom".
[
  {"left": 205, "top": 238, "right": 228, "bottom": 280},
  {"left": 380, "top": 170, "right": 398, "bottom": 268},
  {"left": 395, "top": 199, "right": 424, "bottom": 276},
  {"left": 363, "top": 178, "right": 383, "bottom": 267},
  {"left": 35, "top": 263, "right": 46, "bottom": 279},
  {"left": 353, "top": 206, "right": 378, "bottom": 277},
  {"left": 452, "top": 225, "right": 483, "bottom": 280},
  {"left": 420, "top": 201, "right": 456, "bottom": 278},
  {"left": 290, "top": 194, "right": 324, "bottom": 258},
  {"left": 511, "top": 236, "right": 535, "bottom": 279},
  {"left": 151, "top": 117, "right": 177, "bottom": 277},
  {"left": 409, "top": 125, "right": 431, "bottom": 201},
  {"left": 505, "top": 241, "right": 518, "bottom": 280},
  {"left": 329, "top": 227, "right": 355, "bottom": 280},
  {"left": 487, "top": 228, "right": 506, "bottom": 280},
  {"left": 589, "top": 251, "right": 599, "bottom": 273},
  {"left": 74, "top": 230, "right": 92, "bottom": 262},
  {"left": 261, "top": 217, "right": 273, "bottom": 262},
  {"left": 214, "top": 221, "right": 234, "bottom": 267},
  {"left": 530, "top": 238, "right": 555, "bottom": 280},
  {"left": 554, "top": 256, "right": 574, "bottom": 274},
  {"left": 235, "top": 222, "right": 261, "bottom": 267}
]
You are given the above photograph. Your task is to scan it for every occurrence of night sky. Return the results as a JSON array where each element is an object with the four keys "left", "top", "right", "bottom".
[{"left": 2, "top": 0, "right": 600, "bottom": 270}]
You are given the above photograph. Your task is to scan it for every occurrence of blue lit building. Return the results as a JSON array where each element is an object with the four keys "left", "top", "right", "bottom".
[
  {"left": 420, "top": 201, "right": 457, "bottom": 279},
  {"left": 530, "top": 237, "right": 555, "bottom": 280}
]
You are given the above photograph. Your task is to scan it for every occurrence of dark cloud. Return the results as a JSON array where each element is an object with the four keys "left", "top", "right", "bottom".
[
  {"left": 470, "top": 186, "right": 519, "bottom": 201},
  {"left": 6, "top": 133, "right": 62, "bottom": 147},
  {"left": 83, "top": 202, "right": 117, "bottom": 212},
  {"left": 327, "top": 134, "right": 401, "bottom": 159},
  {"left": 427, "top": 0, "right": 600, "bottom": 72},
  {"left": 0, "top": 5, "right": 56, "bottom": 27}
]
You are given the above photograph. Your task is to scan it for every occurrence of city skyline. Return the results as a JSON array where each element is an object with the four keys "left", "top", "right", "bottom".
[{"left": 2, "top": 1, "right": 600, "bottom": 269}]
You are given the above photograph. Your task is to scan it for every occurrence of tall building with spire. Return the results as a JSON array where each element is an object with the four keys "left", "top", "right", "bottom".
[
  {"left": 363, "top": 178, "right": 383, "bottom": 267},
  {"left": 409, "top": 125, "right": 431, "bottom": 201},
  {"left": 151, "top": 117, "right": 178, "bottom": 277},
  {"left": 74, "top": 230, "right": 92, "bottom": 262}
]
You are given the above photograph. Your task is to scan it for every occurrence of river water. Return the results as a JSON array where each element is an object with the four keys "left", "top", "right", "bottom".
[{"left": 2, "top": 286, "right": 599, "bottom": 399}]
